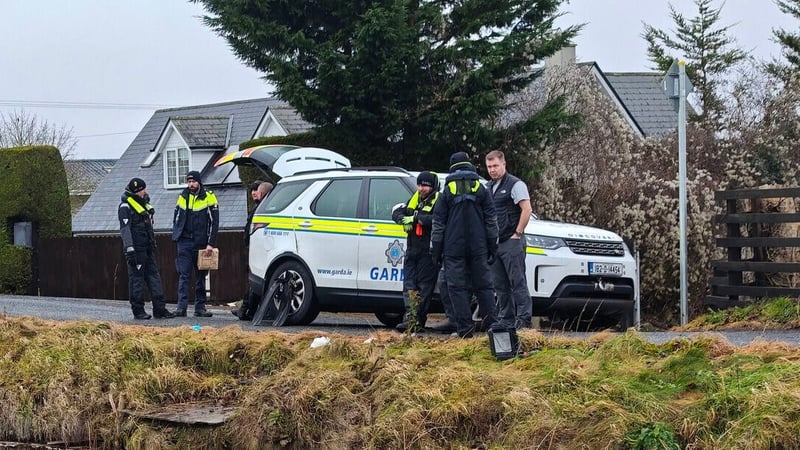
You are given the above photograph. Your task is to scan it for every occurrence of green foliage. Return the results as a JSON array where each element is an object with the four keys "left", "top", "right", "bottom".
[
  {"left": 626, "top": 422, "right": 682, "bottom": 450},
  {"left": 772, "top": 0, "right": 800, "bottom": 76},
  {"left": 0, "top": 245, "right": 31, "bottom": 294},
  {"left": 688, "top": 297, "right": 800, "bottom": 329},
  {"left": 761, "top": 297, "right": 800, "bottom": 322},
  {"left": 642, "top": 0, "right": 746, "bottom": 126},
  {"left": 0, "top": 145, "right": 71, "bottom": 294},
  {"left": 192, "top": 0, "right": 580, "bottom": 170}
]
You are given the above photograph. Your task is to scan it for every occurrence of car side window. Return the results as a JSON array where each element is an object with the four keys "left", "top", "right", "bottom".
[
  {"left": 313, "top": 178, "right": 362, "bottom": 218},
  {"left": 368, "top": 177, "right": 414, "bottom": 220},
  {"left": 256, "top": 180, "right": 313, "bottom": 214}
]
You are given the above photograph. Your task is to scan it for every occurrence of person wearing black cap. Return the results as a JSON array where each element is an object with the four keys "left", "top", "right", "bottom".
[
  {"left": 430, "top": 152, "right": 499, "bottom": 338},
  {"left": 171, "top": 170, "right": 219, "bottom": 317},
  {"left": 232, "top": 180, "right": 274, "bottom": 320},
  {"left": 118, "top": 177, "right": 175, "bottom": 320},
  {"left": 391, "top": 170, "right": 440, "bottom": 332}
]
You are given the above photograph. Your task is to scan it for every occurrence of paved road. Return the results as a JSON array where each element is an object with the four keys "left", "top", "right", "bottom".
[{"left": 1, "top": 294, "right": 799, "bottom": 347}]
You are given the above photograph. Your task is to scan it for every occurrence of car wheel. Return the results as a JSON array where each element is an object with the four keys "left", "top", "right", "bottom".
[
  {"left": 375, "top": 312, "right": 403, "bottom": 328},
  {"left": 265, "top": 261, "right": 319, "bottom": 325},
  {"left": 618, "top": 309, "right": 634, "bottom": 330}
]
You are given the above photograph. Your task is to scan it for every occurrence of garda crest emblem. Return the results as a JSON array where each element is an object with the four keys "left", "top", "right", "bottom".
[{"left": 385, "top": 240, "right": 405, "bottom": 267}]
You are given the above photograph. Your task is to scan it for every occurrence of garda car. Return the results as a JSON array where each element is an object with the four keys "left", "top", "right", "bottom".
[{"left": 216, "top": 146, "right": 639, "bottom": 329}]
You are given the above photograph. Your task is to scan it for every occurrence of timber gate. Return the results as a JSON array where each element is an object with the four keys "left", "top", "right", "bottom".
[
  {"left": 36, "top": 231, "right": 248, "bottom": 303},
  {"left": 707, "top": 187, "right": 800, "bottom": 309}
]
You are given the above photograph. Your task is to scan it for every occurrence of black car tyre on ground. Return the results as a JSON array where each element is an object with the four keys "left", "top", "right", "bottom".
[
  {"left": 375, "top": 312, "right": 403, "bottom": 328},
  {"left": 268, "top": 261, "right": 319, "bottom": 325}
]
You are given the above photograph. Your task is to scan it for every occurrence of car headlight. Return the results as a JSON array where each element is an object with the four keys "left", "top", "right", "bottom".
[{"left": 524, "top": 234, "right": 566, "bottom": 250}]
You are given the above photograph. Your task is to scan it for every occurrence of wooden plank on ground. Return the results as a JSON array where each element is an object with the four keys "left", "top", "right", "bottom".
[{"left": 122, "top": 403, "right": 237, "bottom": 425}]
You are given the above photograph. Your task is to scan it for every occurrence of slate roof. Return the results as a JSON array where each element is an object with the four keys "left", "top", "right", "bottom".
[
  {"left": 170, "top": 116, "right": 231, "bottom": 149},
  {"left": 64, "top": 159, "right": 117, "bottom": 196},
  {"left": 603, "top": 72, "right": 680, "bottom": 137},
  {"left": 72, "top": 98, "right": 308, "bottom": 235}
]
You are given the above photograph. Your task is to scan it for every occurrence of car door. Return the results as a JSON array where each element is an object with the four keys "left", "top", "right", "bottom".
[
  {"left": 296, "top": 177, "right": 363, "bottom": 291},
  {"left": 357, "top": 176, "right": 416, "bottom": 294}
]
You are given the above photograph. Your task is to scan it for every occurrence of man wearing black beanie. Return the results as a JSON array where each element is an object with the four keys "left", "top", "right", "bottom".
[
  {"left": 172, "top": 170, "right": 219, "bottom": 317},
  {"left": 391, "top": 170, "right": 440, "bottom": 333},
  {"left": 119, "top": 177, "right": 175, "bottom": 320},
  {"left": 430, "top": 152, "right": 499, "bottom": 338}
]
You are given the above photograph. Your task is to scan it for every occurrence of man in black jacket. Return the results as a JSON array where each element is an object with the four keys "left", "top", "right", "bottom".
[
  {"left": 118, "top": 178, "right": 175, "bottom": 320},
  {"left": 233, "top": 180, "right": 274, "bottom": 320},
  {"left": 430, "top": 152, "right": 499, "bottom": 338},
  {"left": 392, "top": 171, "right": 440, "bottom": 332},
  {"left": 486, "top": 150, "right": 533, "bottom": 329},
  {"left": 172, "top": 171, "right": 219, "bottom": 317}
]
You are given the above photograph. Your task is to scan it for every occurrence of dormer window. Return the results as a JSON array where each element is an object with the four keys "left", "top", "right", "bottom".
[{"left": 165, "top": 146, "right": 190, "bottom": 186}]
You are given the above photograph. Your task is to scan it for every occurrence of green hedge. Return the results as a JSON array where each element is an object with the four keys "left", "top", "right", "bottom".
[{"left": 0, "top": 145, "right": 71, "bottom": 294}]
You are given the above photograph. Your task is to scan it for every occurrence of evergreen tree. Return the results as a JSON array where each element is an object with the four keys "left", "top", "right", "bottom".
[
  {"left": 191, "top": 0, "right": 579, "bottom": 169},
  {"left": 642, "top": 0, "right": 746, "bottom": 127},
  {"left": 771, "top": 0, "right": 800, "bottom": 77}
]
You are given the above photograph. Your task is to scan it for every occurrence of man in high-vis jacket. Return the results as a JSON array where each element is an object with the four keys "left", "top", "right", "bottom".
[
  {"left": 392, "top": 170, "right": 440, "bottom": 332},
  {"left": 430, "top": 152, "right": 499, "bottom": 338},
  {"left": 172, "top": 170, "right": 219, "bottom": 317},
  {"left": 118, "top": 177, "right": 175, "bottom": 320}
]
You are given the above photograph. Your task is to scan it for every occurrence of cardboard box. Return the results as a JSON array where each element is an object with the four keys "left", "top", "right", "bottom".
[{"left": 197, "top": 248, "right": 219, "bottom": 270}]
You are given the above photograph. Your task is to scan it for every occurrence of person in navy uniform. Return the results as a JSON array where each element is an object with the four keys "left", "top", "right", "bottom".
[
  {"left": 118, "top": 177, "right": 175, "bottom": 320},
  {"left": 485, "top": 150, "right": 534, "bottom": 329},
  {"left": 430, "top": 152, "right": 499, "bottom": 338},
  {"left": 233, "top": 180, "right": 273, "bottom": 320},
  {"left": 392, "top": 171, "right": 440, "bottom": 332},
  {"left": 172, "top": 171, "right": 219, "bottom": 317}
]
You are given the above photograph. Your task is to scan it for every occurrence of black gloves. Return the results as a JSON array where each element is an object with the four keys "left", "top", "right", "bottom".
[
  {"left": 430, "top": 241, "right": 443, "bottom": 266},
  {"left": 125, "top": 250, "right": 141, "bottom": 272},
  {"left": 487, "top": 240, "right": 498, "bottom": 265}
]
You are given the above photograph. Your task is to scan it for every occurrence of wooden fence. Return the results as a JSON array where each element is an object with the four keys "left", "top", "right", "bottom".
[
  {"left": 36, "top": 231, "right": 248, "bottom": 303},
  {"left": 707, "top": 187, "right": 800, "bottom": 309}
]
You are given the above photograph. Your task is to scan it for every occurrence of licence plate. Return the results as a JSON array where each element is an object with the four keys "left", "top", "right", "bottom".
[{"left": 589, "top": 262, "right": 624, "bottom": 276}]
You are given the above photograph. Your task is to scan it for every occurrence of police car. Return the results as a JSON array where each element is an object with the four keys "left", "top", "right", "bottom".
[{"left": 217, "top": 146, "right": 639, "bottom": 328}]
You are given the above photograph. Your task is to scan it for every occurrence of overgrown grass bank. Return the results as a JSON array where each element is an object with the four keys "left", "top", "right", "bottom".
[{"left": 1, "top": 315, "right": 800, "bottom": 449}]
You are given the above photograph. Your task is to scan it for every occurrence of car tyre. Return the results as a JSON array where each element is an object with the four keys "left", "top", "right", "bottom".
[
  {"left": 266, "top": 261, "right": 319, "bottom": 326},
  {"left": 375, "top": 312, "right": 403, "bottom": 328}
]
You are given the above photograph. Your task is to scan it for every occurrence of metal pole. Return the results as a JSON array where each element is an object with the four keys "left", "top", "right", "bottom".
[{"left": 678, "top": 61, "right": 688, "bottom": 326}]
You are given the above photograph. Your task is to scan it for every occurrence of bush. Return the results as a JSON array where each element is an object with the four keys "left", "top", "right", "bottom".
[{"left": 0, "top": 145, "right": 71, "bottom": 294}]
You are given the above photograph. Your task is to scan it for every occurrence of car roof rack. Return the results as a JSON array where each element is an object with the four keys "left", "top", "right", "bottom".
[{"left": 292, "top": 166, "right": 411, "bottom": 176}]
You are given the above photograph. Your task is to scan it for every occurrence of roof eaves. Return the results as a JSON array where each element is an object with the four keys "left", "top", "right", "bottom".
[{"left": 590, "top": 63, "right": 646, "bottom": 139}]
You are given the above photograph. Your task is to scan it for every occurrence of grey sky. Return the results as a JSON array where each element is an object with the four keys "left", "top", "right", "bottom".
[{"left": 1, "top": 1, "right": 794, "bottom": 159}]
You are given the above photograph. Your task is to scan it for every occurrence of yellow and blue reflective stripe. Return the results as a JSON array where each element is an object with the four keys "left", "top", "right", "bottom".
[{"left": 252, "top": 215, "right": 406, "bottom": 238}]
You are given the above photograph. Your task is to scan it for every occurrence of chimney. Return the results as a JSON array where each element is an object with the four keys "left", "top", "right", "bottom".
[{"left": 544, "top": 44, "right": 576, "bottom": 67}]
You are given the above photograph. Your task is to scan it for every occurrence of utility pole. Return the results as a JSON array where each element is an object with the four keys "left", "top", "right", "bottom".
[{"left": 662, "top": 59, "right": 693, "bottom": 326}]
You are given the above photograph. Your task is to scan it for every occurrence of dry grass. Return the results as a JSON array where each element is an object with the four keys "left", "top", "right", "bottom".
[{"left": 1, "top": 315, "right": 800, "bottom": 449}]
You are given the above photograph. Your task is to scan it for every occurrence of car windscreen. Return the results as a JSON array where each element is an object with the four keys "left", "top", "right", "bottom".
[{"left": 255, "top": 179, "right": 315, "bottom": 215}]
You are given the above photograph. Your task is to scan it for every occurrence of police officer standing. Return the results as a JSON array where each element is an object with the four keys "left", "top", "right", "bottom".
[
  {"left": 485, "top": 150, "right": 533, "bottom": 329},
  {"left": 118, "top": 178, "right": 175, "bottom": 320},
  {"left": 392, "top": 171, "right": 440, "bottom": 332},
  {"left": 430, "top": 152, "right": 499, "bottom": 338},
  {"left": 172, "top": 171, "right": 219, "bottom": 317},
  {"left": 233, "top": 180, "right": 274, "bottom": 320}
]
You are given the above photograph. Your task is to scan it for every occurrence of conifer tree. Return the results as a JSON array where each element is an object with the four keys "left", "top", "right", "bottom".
[
  {"left": 191, "top": 0, "right": 579, "bottom": 169},
  {"left": 771, "top": 0, "right": 800, "bottom": 77},
  {"left": 642, "top": 0, "right": 746, "bottom": 127}
]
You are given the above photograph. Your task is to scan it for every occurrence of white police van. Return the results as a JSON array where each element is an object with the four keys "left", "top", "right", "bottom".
[{"left": 216, "top": 145, "right": 639, "bottom": 329}]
